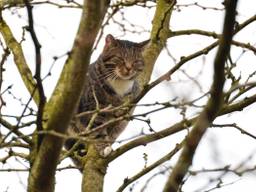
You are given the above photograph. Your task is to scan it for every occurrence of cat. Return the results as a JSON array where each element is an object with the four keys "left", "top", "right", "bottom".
[{"left": 65, "top": 34, "right": 148, "bottom": 168}]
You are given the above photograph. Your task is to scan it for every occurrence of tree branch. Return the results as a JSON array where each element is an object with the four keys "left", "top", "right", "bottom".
[
  {"left": 109, "top": 118, "right": 194, "bottom": 161},
  {"left": 135, "top": 13, "right": 256, "bottom": 104},
  {"left": 24, "top": 0, "right": 46, "bottom": 149},
  {"left": 0, "top": 13, "right": 39, "bottom": 105},
  {"left": 112, "top": 89, "right": 256, "bottom": 161},
  {"left": 169, "top": 29, "right": 256, "bottom": 54},
  {"left": 163, "top": 1, "right": 238, "bottom": 191},
  {"left": 116, "top": 141, "right": 183, "bottom": 192},
  {"left": 27, "top": 1, "right": 110, "bottom": 192},
  {"left": 82, "top": 145, "right": 108, "bottom": 192},
  {"left": 137, "top": 0, "right": 176, "bottom": 88},
  {"left": 0, "top": 116, "right": 32, "bottom": 145},
  {"left": 0, "top": 0, "right": 31, "bottom": 9}
]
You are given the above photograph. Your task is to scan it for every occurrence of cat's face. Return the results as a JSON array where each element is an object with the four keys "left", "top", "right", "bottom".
[{"left": 100, "top": 34, "right": 148, "bottom": 81}]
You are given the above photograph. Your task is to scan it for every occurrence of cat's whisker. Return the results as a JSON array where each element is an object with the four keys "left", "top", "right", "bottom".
[
  {"left": 106, "top": 74, "right": 116, "bottom": 81},
  {"left": 97, "top": 70, "right": 115, "bottom": 78},
  {"left": 108, "top": 73, "right": 118, "bottom": 81},
  {"left": 97, "top": 72, "right": 112, "bottom": 79},
  {"left": 111, "top": 73, "right": 119, "bottom": 81},
  {"left": 98, "top": 71, "right": 116, "bottom": 81},
  {"left": 66, "top": 35, "right": 147, "bottom": 165}
]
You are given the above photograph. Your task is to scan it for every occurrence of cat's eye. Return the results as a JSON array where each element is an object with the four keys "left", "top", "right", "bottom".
[
  {"left": 113, "top": 57, "right": 125, "bottom": 65},
  {"left": 102, "top": 55, "right": 124, "bottom": 66},
  {"left": 102, "top": 55, "right": 115, "bottom": 62},
  {"left": 134, "top": 60, "right": 144, "bottom": 70}
]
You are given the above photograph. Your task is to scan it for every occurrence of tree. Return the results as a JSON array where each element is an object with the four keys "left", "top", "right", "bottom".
[{"left": 0, "top": 0, "right": 256, "bottom": 191}]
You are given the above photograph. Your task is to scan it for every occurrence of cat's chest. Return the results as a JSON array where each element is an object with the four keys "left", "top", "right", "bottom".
[{"left": 107, "top": 78, "right": 134, "bottom": 96}]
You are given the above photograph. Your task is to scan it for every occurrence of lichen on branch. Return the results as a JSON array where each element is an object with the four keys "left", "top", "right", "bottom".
[
  {"left": 27, "top": 1, "right": 110, "bottom": 192},
  {"left": 0, "top": 12, "right": 39, "bottom": 105}
]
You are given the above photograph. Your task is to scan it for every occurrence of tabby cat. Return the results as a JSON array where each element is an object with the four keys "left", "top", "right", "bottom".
[{"left": 65, "top": 34, "right": 148, "bottom": 166}]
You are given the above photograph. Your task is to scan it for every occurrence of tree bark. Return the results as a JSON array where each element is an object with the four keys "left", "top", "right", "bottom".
[
  {"left": 137, "top": 0, "right": 176, "bottom": 88},
  {"left": 163, "top": 0, "right": 238, "bottom": 191},
  {"left": 27, "top": 1, "right": 109, "bottom": 192},
  {"left": 0, "top": 13, "right": 39, "bottom": 105},
  {"left": 81, "top": 1, "right": 177, "bottom": 191},
  {"left": 82, "top": 145, "right": 108, "bottom": 192}
]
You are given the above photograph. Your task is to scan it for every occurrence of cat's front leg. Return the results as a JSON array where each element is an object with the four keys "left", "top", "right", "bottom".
[
  {"left": 95, "top": 136, "right": 113, "bottom": 158},
  {"left": 101, "top": 145, "right": 113, "bottom": 157},
  {"left": 94, "top": 140, "right": 113, "bottom": 157}
]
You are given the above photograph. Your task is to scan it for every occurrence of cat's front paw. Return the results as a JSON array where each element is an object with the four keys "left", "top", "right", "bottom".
[{"left": 100, "top": 146, "right": 113, "bottom": 157}]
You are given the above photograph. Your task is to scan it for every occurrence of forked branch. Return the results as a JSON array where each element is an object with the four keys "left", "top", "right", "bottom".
[
  {"left": 163, "top": 1, "right": 238, "bottom": 191},
  {"left": 27, "top": 1, "right": 110, "bottom": 192}
]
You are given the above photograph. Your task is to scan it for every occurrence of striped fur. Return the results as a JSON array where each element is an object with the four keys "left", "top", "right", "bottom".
[{"left": 65, "top": 35, "right": 148, "bottom": 168}]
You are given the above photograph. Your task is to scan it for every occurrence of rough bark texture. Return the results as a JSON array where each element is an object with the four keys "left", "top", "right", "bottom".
[
  {"left": 82, "top": 1, "right": 177, "bottom": 192},
  {"left": 82, "top": 145, "right": 108, "bottom": 192},
  {"left": 0, "top": 13, "right": 39, "bottom": 105},
  {"left": 1, "top": 0, "right": 176, "bottom": 191},
  {"left": 27, "top": 1, "right": 110, "bottom": 192},
  {"left": 137, "top": 0, "right": 176, "bottom": 88},
  {"left": 0, "top": 0, "right": 28, "bottom": 8},
  {"left": 1, "top": 0, "right": 255, "bottom": 191}
]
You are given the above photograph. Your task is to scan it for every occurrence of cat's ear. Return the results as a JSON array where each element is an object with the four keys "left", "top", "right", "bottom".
[
  {"left": 104, "top": 34, "right": 117, "bottom": 49},
  {"left": 137, "top": 39, "right": 150, "bottom": 50}
]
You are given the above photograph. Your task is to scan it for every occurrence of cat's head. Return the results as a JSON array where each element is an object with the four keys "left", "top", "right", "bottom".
[{"left": 99, "top": 34, "right": 148, "bottom": 81}]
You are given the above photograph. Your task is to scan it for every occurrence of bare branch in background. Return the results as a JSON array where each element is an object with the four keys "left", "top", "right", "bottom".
[
  {"left": 23, "top": 0, "right": 46, "bottom": 149},
  {"left": 0, "top": 12, "right": 39, "bottom": 105},
  {"left": 116, "top": 141, "right": 183, "bottom": 192},
  {"left": 163, "top": 1, "right": 238, "bottom": 191},
  {"left": 0, "top": 47, "right": 9, "bottom": 112},
  {"left": 0, "top": 0, "right": 256, "bottom": 191}
]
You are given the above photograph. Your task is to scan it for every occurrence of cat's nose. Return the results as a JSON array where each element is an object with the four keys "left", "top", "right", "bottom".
[
  {"left": 123, "top": 68, "right": 131, "bottom": 75},
  {"left": 126, "top": 62, "right": 133, "bottom": 70}
]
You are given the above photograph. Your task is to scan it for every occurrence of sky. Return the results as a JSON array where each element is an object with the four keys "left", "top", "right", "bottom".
[{"left": 0, "top": 0, "right": 256, "bottom": 191}]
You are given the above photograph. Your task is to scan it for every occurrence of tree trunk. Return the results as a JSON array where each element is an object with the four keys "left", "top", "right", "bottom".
[{"left": 82, "top": 145, "right": 108, "bottom": 192}]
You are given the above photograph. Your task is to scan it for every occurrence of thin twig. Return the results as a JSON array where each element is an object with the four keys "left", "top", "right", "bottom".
[{"left": 24, "top": 0, "right": 46, "bottom": 148}]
